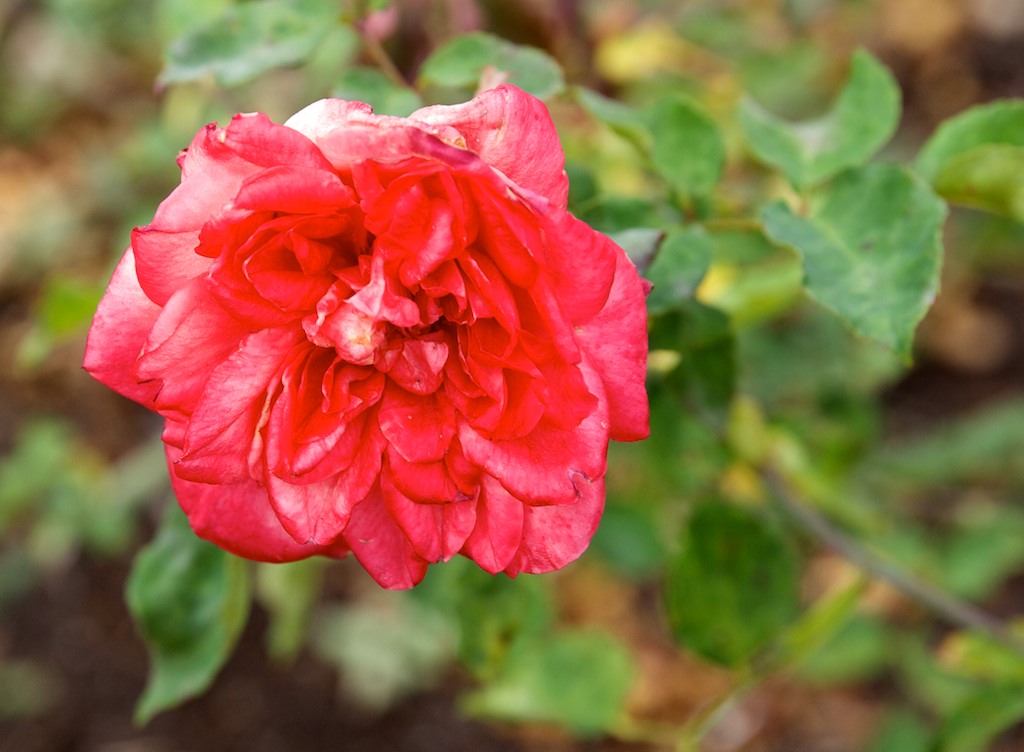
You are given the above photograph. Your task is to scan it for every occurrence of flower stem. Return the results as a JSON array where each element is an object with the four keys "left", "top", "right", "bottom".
[{"left": 763, "top": 468, "right": 1024, "bottom": 655}]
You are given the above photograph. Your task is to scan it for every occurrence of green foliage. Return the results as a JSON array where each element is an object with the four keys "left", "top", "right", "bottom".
[
  {"left": 462, "top": 630, "right": 634, "bottom": 735},
  {"left": 417, "top": 32, "right": 565, "bottom": 100},
  {"left": 645, "top": 226, "right": 712, "bottom": 315},
  {"left": 647, "top": 98, "right": 725, "bottom": 199},
  {"left": 870, "top": 709, "right": 933, "bottom": 752},
  {"left": 916, "top": 100, "right": 1024, "bottom": 180},
  {"left": 126, "top": 506, "right": 251, "bottom": 724},
  {"left": 937, "top": 685, "right": 1024, "bottom": 752},
  {"left": 666, "top": 501, "right": 801, "bottom": 666},
  {"left": 160, "top": 0, "right": 339, "bottom": 86},
  {"left": 915, "top": 101, "right": 1024, "bottom": 219},
  {"left": 310, "top": 595, "right": 455, "bottom": 711},
  {"left": 650, "top": 300, "right": 736, "bottom": 428},
  {"left": 0, "top": 421, "right": 164, "bottom": 588},
  {"left": 762, "top": 164, "right": 947, "bottom": 358},
  {"left": 255, "top": 558, "right": 326, "bottom": 661},
  {"left": 412, "top": 557, "right": 552, "bottom": 678},
  {"left": 740, "top": 50, "right": 901, "bottom": 190}
]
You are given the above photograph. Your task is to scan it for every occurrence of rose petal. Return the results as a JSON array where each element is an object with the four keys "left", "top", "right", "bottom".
[
  {"left": 232, "top": 165, "right": 355, "bottom": 214},
  {"left": 503, "top": 475, "right": 605, "bottom": 577},
  {"left": 378, "top": 384, "right": 456, "bottom": 464},
  {"left": 183, "top": 112, "right": 334, "bottom": 176},
  {"left": 134, "top": 277, "right": 251, "bottom": 416},
  {"left": 365, "top": 168, "right": 470, "bottom": 287},
  {"left": 381, "top": 467, "right": 477, "bottom": 562},
  {"left": 458, "top": 362, "right": 609, "bottom": 505},
  {"left": 384, "top": 336, "right": 450, "bottom": 396},
  {"left": 411, "top": 84, "right": 569, "bottom": 209},
  {"left": 460, "top": 475, "right": 525, "bottom": 574},
  {"left": 168, "top": 442, "right": 349, "bottom": 562},
  {"left": 344, "top": 485, "right": 429, "bottom": 589},
  {"left": 265, "top": 420, "right": 385, "bottom": 545},
  {"left": 138, "top": 114, "right": 335, "bottom": 305},
  {"left": 574, "top": 251, "right": 650, "bottom": 442},
  {"left": 83, "top": 248, "right": 162, "bottom": 405},
  {"left": 386, "top": 449, "right": 461, "bottom": 503},
  {"left": 176, "top": 327, "right": 302, "bottom": 482},
  {"left": 545, "top": 212, "right": 617, "bottom": 324}
]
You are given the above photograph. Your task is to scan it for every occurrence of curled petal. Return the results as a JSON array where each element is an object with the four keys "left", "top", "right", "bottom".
[
  {"left": 384, "top": 337, "right": 449, "bottom": 396},
  {"left": 232, "top": 165, "right": 355, "bottom": 214},
  {"left": 176, "top": 327, "right": 302, "bottom": 483},
  {"left": 386, "top": 450, "right": 461, "bottom": 503},
  {"left": 411, "top": 84, "right": 570, "bottom": 209}
]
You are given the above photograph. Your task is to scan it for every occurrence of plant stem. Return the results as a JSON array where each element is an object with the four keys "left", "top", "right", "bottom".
[
  {"left": 764, "top": 468, "right": 1024, "bottom": 655},
  {"left": 357, "top": 22, "right": 411, "bottom": 90}
]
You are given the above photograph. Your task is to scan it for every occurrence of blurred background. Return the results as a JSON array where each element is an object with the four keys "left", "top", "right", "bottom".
[{"left": 2, "top": 1, "right": 1024, "bottom": 750}]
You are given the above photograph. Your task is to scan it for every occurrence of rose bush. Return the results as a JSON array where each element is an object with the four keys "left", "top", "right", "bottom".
[{"left": 84, "top": 84, "right": 649, "bottom": 589}]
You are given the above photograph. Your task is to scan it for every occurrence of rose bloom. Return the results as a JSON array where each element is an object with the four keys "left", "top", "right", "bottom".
[{"left": 85, "top": 84, "right": 649, "bottom": 588}]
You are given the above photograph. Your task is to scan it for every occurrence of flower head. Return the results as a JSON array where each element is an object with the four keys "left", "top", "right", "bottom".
[{"left": 85, "top": 85, "right": 649, "bottom": 588}]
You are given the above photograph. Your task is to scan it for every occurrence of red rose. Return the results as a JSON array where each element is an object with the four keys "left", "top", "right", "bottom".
[{"left": 84, "top": 84, "right": 649, "bottom": 589}]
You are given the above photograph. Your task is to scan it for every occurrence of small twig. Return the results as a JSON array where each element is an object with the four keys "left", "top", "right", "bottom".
[
  {"left": 764, "top": 469, "right": 1024, "bottom": 656},
  {"left": 356, "top": 21, "right": 412, "bottom": 90}
]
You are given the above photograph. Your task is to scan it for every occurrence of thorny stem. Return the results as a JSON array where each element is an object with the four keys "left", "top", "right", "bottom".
[{"left": 763, "top": 468, "right": 1024, "bottom": 656}]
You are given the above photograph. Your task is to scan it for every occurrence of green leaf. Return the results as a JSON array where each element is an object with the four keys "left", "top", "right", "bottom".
[
  {"left": 915, "top": 99, "right": 1024, "bottom": 181},
  {"left": 649, "top": 299, "right": 736, "bottom": 428},
  {"left": 590, "top": 499, "right": 669, "bottom": 579},
  {"left": 794, "top": 613, "right": 891, "bottom": 685},
  {"left": 665, "top": 501, "right": 800, "bottom": 667},
  {"left": 941, "top": 506, "right": 1024, "bottom": 600},
  {"left": 574, "top": 86, "right": 651, "bottom": 150},
  {"left": 609, "top": 227, "right": 665, "bottom": 276},
  {"left": 155, "top": 0, "right": 234, "bottom": 43},
  {"left": 417, "top": 32, "right": 565, "bottom": 100},
  {"left": 463, "top": 630, "right": 633, "bottom": 735},
  {"left": 939, "top": 626, "right": 1024, "bottom": 685},
  {"left": 937, "top": 685, "right": 1024, "bottom": 752},
  {"left": 580, "top": 197, "right": 662, "bottom": 235},
  {"left": 331, "top": 66, "right": 422, "bottom": 117},
  {"left": 930, "top": 144, "right": 1024, "bottom": 220},
  {"left": 126, "top": 505, "right": 250, "bottom": 724},
  {"left": 411, "top": 557, "right": 552, "bottom": 679},
  {"left": 761, "top": 164, "right": 947, "bottom": 358},
  {"left": 739, "top": 50, "right": 901, "bottom": 189},
  {"left": 871, "top": 397, "right": 1024, "bottom": 489},
  {"left": 700, "top": 228, "right": 805, "bottom": 327},
  {"left": 647, "top": 98, "right": 725, "bottom": 198},
  {"left": 160, "top": 0, "right": 336, "bottom": 87},
  {"left": 870, "top": 709, "right": 934, "bottom": 752},
  {"left": 38, "top": 276, "right": 104, "bottom": 337},
  {"left": 645, "top": 225, "right": 713, "bottom": 315}
]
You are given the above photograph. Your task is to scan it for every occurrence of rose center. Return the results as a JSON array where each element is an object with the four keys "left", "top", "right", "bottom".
[{"left": 302, "top": 303, "right": 386, "bottom": 365}]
